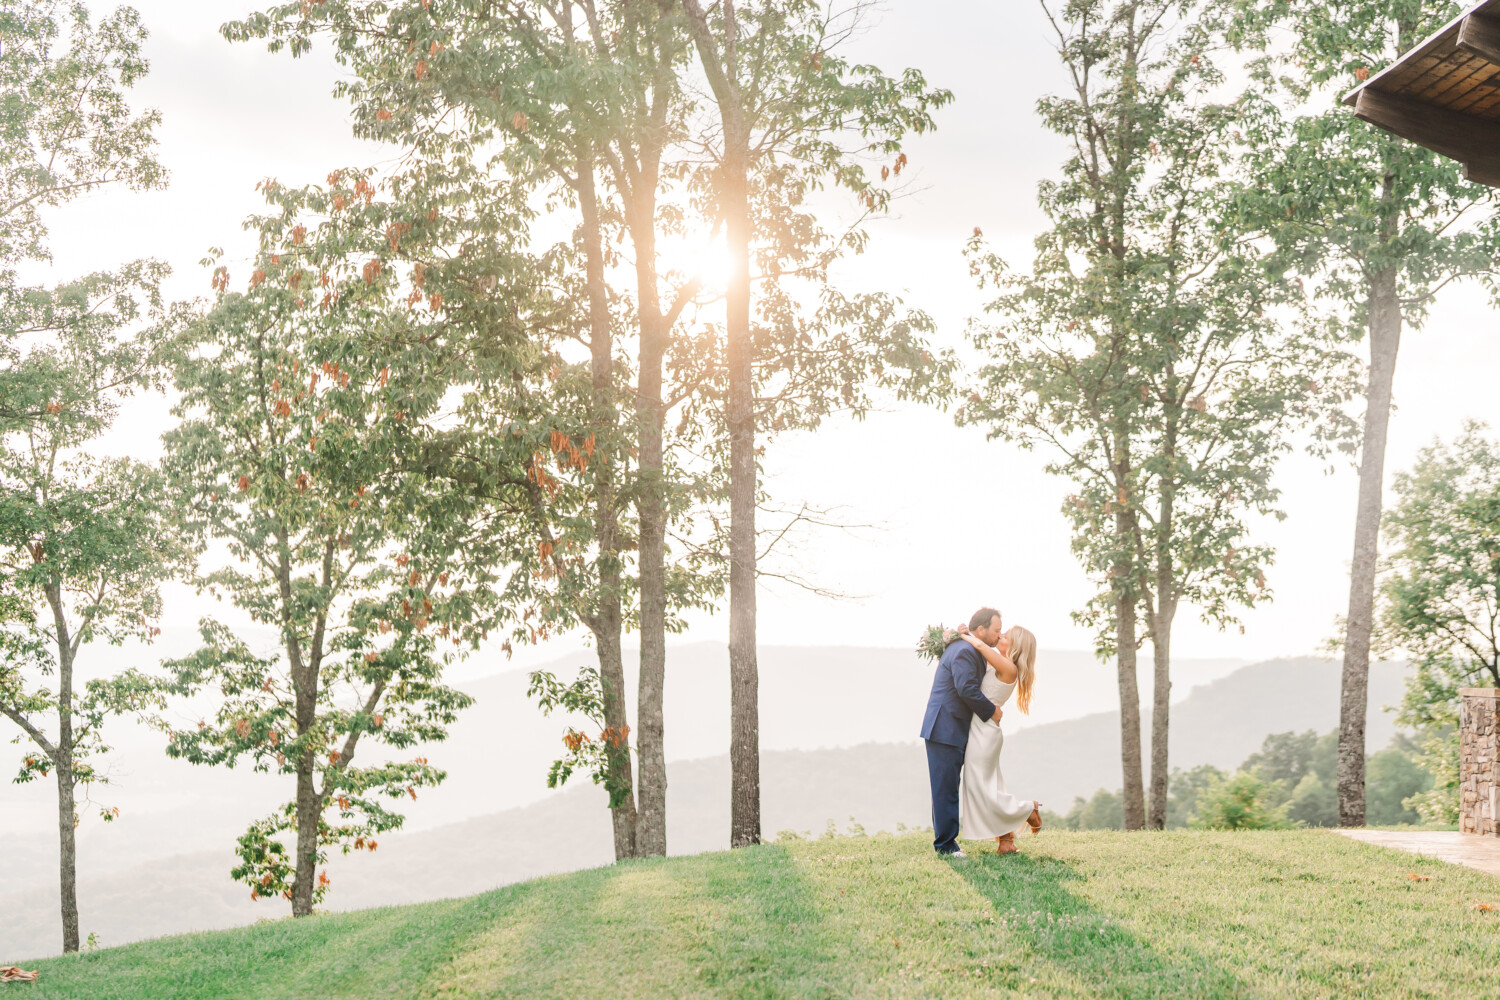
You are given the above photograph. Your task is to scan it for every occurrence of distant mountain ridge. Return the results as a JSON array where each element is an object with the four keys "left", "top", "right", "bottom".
[
  {"left": 3, "top": 655, "right": 1408, "bottom": 960},
  {"left": 3, "top": 640, "right": 1246, "bottom": 871}
]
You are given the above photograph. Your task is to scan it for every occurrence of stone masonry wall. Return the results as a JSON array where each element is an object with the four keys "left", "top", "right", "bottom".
[{"left": 1460, "top": 688, "right": 1500, "bottom": 836}]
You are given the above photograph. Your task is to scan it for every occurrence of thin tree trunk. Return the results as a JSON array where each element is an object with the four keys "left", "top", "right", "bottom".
[
  {"left": 44, "top": 585, "right": 80, "bottom": 952},
  {"left": 1109, "top": 14, "right": 1144, "bottom": 832},
  {"left": 635, "top": 385, "right": 667, "bottom": 857},
  {"left": 725, "top": 150, "right": 759, "bottom": 848},
  {"left": 634, "top": 201, "right": 669, "bottom": 859},
  {"left": 719, "top": 0, "right": 760, "bottom": 850},
  {"left": 1338, "top": 259, "right": 1401, "bottom": 828},
  {"left": 596, "top": 628, "right": 636, "bottom": 858},
  {"left": 609, "top": 3, "right": 679, "bottom": 860},
  {"left": 54, "top": 662, "right": 79, "bottom": 950},
  {"left": 1148, "top": 604, "right": 1173, "bottom": 829},
  {"left": 1111, "top": 489, "right": 1145, "bottom": 830},
  {"left": 1147, "top": 436, "right": 1177, "bottom": 830},
  {"left": 54, "top": 753, "right": 79, "bottom": 952},
  {"left": 279, "top": 543, "right": 321, "bottom": 916},
  {"left": 682, "top": 0, "right": 761, "bottom": 852},
  {"left": 290, "top": 620, "right": 320, "bottom": 917},
  {"left": 1116, "top": 585, "right": 1145, "bottom": 830},
  {"left": 291, "top": 736, "right": 319, "bottom": 916},
  {"left": 579, "top": 145, "right": 637, "bottom": 860}
]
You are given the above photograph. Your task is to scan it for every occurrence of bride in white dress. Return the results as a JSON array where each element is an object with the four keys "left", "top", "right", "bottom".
[{"left": 950, "top": 624, "right": 1041, "bottom": 854}]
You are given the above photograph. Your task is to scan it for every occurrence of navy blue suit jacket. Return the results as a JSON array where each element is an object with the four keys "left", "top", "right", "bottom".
[{"left": 920, "top": 639, "right": 997, "bottom": 749}]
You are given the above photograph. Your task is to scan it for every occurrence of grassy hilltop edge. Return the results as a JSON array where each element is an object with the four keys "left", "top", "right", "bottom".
[{"left": 17, "top": 828, "right": 1500, "bottom": 1000}]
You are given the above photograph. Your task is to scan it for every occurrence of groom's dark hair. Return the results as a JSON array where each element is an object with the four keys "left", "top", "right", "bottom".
[{"left": 969, "top": 607, "right": 1002, "bottom": 632}]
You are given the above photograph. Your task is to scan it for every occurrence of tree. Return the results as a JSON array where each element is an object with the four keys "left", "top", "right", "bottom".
[
  {"left": 1243, "top": 728, "right": 1338, "bottom": 826},
  {"left": 1238, "top": 727, "right": 1426, "bottom": 826},
  {"left": 1166, "top": 764, "right": 1225, "bottom": 828},
  {"left": 1062, "top": 787, "right": 1125, "bottom": 829},
  {"left": 1242, "top": 729, "right": 1320, "bottom": 787},
  {"left": 0, "top": 455, "right": 178, "bottom": 954},
  {"left": 1189, "top": 770, "right": 1291, "bottom": 830},
  {"left": 1236, "top": 0, "right": 1500, "bottom": 826},
  {"left": 679, "top": 0, "right": 951, "bottom": 846},
  {"left": 0, "top": 0, "right": 166, "bottom": 420},
  {"left": 1380, "top": 421, "right": 1500, "bottom": 824},
  {"left": 110, "top": 189, "right": 522, "bottom": 915},
  {"left": 1366, "top": 740, "right": 1430, "bottom": 825},
  {"left": 230, "top": 0, "right": 953, "bottom": 858},
  {"left": 226, "top": 0, "right": 722, "bottom": 859},
  {"left": 0, "top": 0, "right": 168, "bottom": 954},
  {"left": 963, "top": 0, "right": 1351, "bottom": 829},
  {"left": 961, "top": 0, "right": 1178, "bottom": 831}
]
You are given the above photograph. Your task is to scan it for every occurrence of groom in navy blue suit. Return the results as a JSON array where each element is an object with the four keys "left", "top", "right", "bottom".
[{"left": 920, "top": 607, "right": 1005, "bottom": 856}]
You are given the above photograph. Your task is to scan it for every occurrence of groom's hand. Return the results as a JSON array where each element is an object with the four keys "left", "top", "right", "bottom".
[{"left": 992, "top": 706, "right": 1003, "bottom": 723}]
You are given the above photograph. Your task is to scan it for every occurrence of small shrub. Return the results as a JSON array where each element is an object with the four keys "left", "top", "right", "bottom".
[
  {"left": 1190, "top": 771, "right": 1291, "bottom": 830},
  {"left": 1063, "top": 788, "right": 1123, "bottom": 830}
]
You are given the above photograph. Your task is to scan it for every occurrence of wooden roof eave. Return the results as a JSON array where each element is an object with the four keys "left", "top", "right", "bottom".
[{"left": 1341, "top": 0, "right": 1500, "bottom": 186}]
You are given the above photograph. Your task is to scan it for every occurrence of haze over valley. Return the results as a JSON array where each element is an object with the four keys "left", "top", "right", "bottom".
[{"left": 2, "top": 650, "right": 1408, "bottom": 958}]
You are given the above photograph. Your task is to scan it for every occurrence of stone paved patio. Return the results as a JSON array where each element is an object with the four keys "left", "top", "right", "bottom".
[{"left": 1336, "top": 829, "right": 1500, "bottom": 879}]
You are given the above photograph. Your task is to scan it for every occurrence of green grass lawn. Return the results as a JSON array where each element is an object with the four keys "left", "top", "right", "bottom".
[{"left": 16, "top": 829, "right": 1500, "bottom": 999}]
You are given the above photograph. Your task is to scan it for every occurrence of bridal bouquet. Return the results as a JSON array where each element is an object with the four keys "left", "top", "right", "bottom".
[{"left": 916, "top": 624, "right": 959, "bottom": 662}]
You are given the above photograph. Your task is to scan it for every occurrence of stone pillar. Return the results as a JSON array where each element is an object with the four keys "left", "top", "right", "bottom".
[{"left": 1460, "top": 688, "right": 1500, "bottom": 836}]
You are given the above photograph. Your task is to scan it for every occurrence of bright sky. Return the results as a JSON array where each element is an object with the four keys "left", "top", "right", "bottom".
[{"left": 48, "top": 0, "right": 1500, "bottom": 677}]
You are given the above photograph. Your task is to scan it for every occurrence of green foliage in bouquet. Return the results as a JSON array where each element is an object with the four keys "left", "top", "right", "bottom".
[{"left": 916, "top": 625, "right": 958, "bottom": 662}]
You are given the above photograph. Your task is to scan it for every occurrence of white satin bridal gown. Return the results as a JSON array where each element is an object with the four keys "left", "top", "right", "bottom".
[{"left": 959, "top": 664, "right": 1035, "bottom": 839}]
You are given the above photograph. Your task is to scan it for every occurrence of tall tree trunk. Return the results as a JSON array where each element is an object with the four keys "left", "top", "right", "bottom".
[
  {"left": 290, "top": 631, "right": 320, "bottom": 918},
  {"left": 635, "top": 362, "right": 667, "bottom": 858},
  {"left": 682, "top": 0, "right": 761, "bottom": 852},
  {"left": 280, "top": 549, "right": 320, "bottom": 916},
  {"left": 45, "top": 585, "right": 80, "bottom": 952},
  {"left": 54, "top": 653, "right": 80, "bottom": 950},
  {"left": 1111, "top": 496, "right": 1145, "bottom": 830},
  {"left": 291, "top": 735, "right": 319, "bottom": 916},
  {"left": 613, "top": 3, "right": 679, "bottom": 859},
  {"left": 1147, "top": 443, "right": 1177, "bottom": 830},
  {"left": 1110, "top": 422, "right": 1145, "bottom": 830},
  {"left": 1338, "top": 259, "right": 1401, "bottom": 828},
  {"left": 724, "top": 100, "right": 759, "bottom": 851},
  {"left": 1116, "top": 586, "right": 1145, "bottom": 830},
  {"left": 54, "top": 752, "right": 79, "bottom": 952},
  {"left": 633, "top": 198, "right": 669, "bottom": 859},
  {"left": 579, "top": 146, "right": 637, "bottom": 860},
  {"left": 1147, "top": 603, "right": 1173, "bottom": 829}
]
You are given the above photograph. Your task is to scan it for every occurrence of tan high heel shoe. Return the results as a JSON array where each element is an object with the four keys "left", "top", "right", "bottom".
[
  {"left": 994, "top": 832, "right": 1018, "bottom": 854},
  {"left": 1027, "top": 804, "right": 1043, "bottom": 835}
]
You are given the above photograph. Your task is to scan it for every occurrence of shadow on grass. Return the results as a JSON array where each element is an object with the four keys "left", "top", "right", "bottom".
[
  {"left": 32, "top": 849, "right": 844, "bottom": 1000},
  {"left": 686, "top": 844, "right": 848, "bottom": 1000},
  {"left": 413, "top": 863, "right": 623, "bottom": 999},
  {"left": 417, "top": 846, "right": 847, "bottom": 1000},
  {"left": 953, "top": 849, "right": 1248, "bottom": 998},
  {"left": 27, "top": 882, "right": 550, "bottom": 1000}
]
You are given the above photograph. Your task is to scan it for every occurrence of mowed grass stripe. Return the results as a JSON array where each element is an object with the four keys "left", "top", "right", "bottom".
[{"left": 21, "top": 829, "right": 1500, "bottom": 999}]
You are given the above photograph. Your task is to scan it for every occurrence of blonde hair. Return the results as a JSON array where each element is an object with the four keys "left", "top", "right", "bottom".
[{"left": 1008, "top": 626, "right": 1037, "bottom": 714}]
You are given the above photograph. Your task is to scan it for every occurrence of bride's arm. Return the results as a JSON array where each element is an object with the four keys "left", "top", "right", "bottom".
[{"left": 958, "top": 630, "right": 1018, "bottom": 683}]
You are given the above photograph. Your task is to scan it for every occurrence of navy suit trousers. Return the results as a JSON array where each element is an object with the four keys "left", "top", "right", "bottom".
[{"left": 925, "top": 739, "right": 965, "bottom": 854}]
